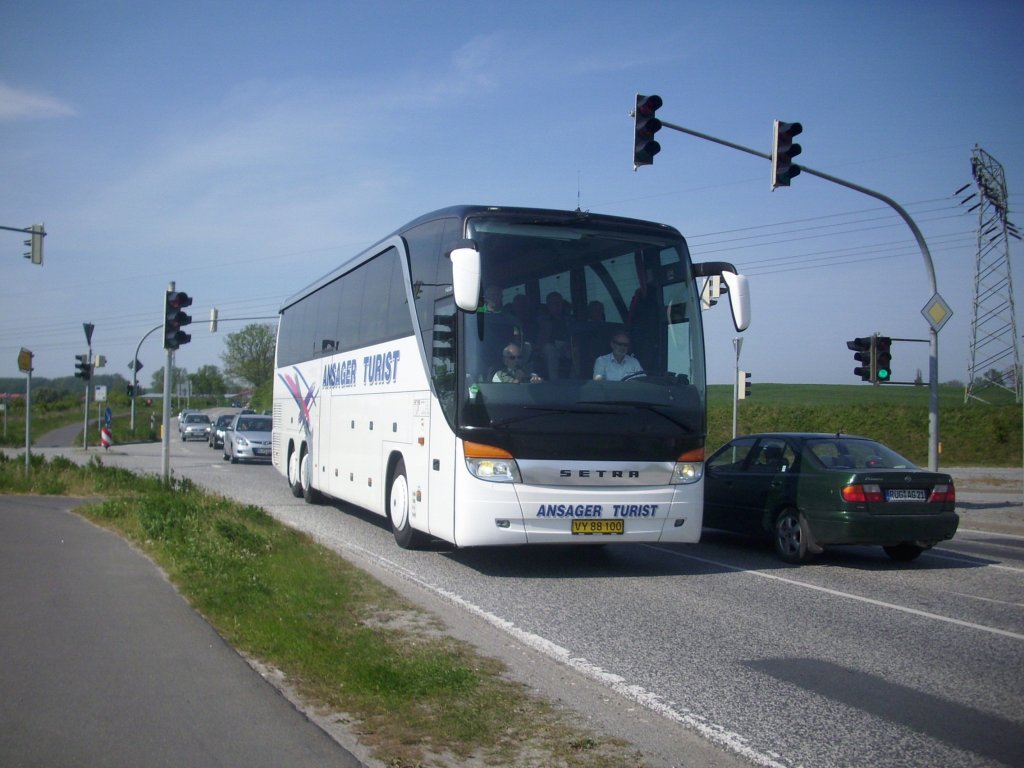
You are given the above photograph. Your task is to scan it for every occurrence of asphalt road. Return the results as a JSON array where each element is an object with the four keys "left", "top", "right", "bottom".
[{"left": 17, "top": 431, "right": 1024, "bottom": 768}]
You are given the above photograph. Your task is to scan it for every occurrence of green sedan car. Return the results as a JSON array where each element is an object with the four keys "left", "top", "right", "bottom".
[{"left": 703, "top": 433, "right": 959, "bottom": 564}]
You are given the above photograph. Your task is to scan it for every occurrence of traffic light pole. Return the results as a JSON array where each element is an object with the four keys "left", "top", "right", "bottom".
[
  {"left": 162, "top": 283, "right": 174, "bottom": 483},
  {"left": 732, "top": 337, "right": 742, "bottom": 439},
  {"left": 657, "top": 119, "right": 942, "bottom": 470}
]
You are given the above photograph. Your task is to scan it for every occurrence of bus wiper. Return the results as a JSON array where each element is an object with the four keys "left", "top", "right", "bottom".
[
  {"left": 489, "top": 404, "right": 626, "bottom": 428},
  {"left": 577, "top": 400, "right": 696, "bottom": 432}
]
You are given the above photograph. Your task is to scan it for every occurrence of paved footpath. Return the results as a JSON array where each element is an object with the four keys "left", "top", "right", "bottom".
[{"left": 0, "top": 495, "right": 364, "bottom": 768}]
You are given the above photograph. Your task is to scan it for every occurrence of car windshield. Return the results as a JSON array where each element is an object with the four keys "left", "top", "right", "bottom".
[
  {"left": 238, "top": 418, "right": 272, "bottom": 432},
  {"left": 805, "top": 437, "right": 916, "bottom": 470},
  {"left": 186, "top": 415, "right": 209, "bottom": 423}
]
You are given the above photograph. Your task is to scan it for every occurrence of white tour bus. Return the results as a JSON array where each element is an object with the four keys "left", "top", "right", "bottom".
[{"left": 273, "top": 205, "right": 749, "bottom": 548}]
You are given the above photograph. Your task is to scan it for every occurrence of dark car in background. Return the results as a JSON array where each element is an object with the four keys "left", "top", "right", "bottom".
[
  {"left": 703, "top": 433, "right": 958, "bottom": 564},
  {"left": 223, "top": 414, "right": 273, "bottom": 464},
  {"left": 208, "top": 414, "right": 235, "bottom": 449}
]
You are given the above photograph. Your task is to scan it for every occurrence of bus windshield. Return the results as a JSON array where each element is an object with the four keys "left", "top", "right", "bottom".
[{"left": 452, "top": 212, "right": 705, "bottom": 462}]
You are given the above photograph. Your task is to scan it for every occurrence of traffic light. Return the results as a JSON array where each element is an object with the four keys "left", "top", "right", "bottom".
[
  {"left": 771, "top": 120, "right": 802, "bottom": 190},
  {"left": 847, "top": 336, "right": 874, "bottom": 382},
  {"left": 738, "top": 370, "right": 752, "bottom": 400},
  {"left": 23, "top": 224, "right": 44, "bottom": 265},
  {"left": 163, "top": 290, "right": 193, "bottom": 350},
  {"left": 633, "top": 94, "right": 663, "bottom": 169},
  {"left": 875, "top": 336, "right": 892, "bottom": 383},
  {"left": 74, "top": 354, "right": 92, "bottom": 381}
]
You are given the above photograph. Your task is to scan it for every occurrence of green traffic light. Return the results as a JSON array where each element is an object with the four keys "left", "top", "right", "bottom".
[{"left": 877, "top": 369, "right": 890, "bottom": 380}]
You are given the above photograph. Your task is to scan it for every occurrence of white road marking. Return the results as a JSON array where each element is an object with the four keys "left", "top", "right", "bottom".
[
  {"left": 648, "top": 546, "right": 1024, "bottom": 642},
  {"left": 342, "top": 542, "right": 791, "bottom": 768}
]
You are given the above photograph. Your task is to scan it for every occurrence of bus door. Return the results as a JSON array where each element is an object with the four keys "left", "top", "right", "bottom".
[{"left": 425, "top": 297, "right": 458, "bottom": 543}]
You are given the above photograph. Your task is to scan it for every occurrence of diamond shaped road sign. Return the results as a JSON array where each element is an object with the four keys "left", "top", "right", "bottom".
[{"left": 922, "top": 293, "right": 953, "bottom": 333}]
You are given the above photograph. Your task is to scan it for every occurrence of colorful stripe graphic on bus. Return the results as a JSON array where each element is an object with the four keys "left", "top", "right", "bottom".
[{"left": 278, "top": 367, "right": 317, "bottom": 438}]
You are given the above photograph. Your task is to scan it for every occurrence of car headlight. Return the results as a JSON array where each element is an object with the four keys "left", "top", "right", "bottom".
[{"left": 236, "top": 436, "right": 249, "bottom": 446}]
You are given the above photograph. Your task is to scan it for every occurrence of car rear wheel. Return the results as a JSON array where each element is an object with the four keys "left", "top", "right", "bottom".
[
  {"left": 773, "top": 508, "right": 809, "bottom": 564},
  {"left": 884, "top": 542, "right": 925, "bottom": 562}
]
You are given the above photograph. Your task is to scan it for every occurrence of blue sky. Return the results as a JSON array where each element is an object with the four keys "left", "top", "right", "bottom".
[{"left": 2, "top": 0, "right": 1022, "bottom": 390}]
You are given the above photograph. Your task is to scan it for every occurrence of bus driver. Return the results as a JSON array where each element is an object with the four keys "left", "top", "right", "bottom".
[{"left": 593, "top": 332, "right": 644, "bottom": 381}]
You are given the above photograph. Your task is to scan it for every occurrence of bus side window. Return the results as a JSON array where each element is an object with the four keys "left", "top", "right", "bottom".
[{"left": 432, "top": 298, "right": 457, "bottom": 423}]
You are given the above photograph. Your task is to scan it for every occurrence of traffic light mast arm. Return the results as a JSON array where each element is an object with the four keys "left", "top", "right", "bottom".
[
  {"left": 652, "top": 115, "right": 941, "bottom": 469},
  {"left": 656, "top": 119, "right": 937, "bottom": 295},
  {"left": 1, "top": 223, "right": 45, "bottom": 265}
]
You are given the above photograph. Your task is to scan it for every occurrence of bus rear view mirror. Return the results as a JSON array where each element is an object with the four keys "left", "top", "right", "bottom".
[
  {"left": 450, "top": 245, "right": 481, "bottom": 311},
  {"left": 721, "top": 270, "right": 750, "bottom": 332}
]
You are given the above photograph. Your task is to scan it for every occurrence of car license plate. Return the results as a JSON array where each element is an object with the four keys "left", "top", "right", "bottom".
[
  {"left": 571, "top": 519, "right": 624, "bottom": 535},
  {"left": 255, "top": 448, "right": 270, "bottom": 456},
  {"left": 885, "top": 489, "right": 926, "bottom": 502}
]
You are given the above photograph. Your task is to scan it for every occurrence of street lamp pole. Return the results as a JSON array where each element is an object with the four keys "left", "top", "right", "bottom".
[{"left": 131, "top": 324, "right": 161, "bottom": 433}]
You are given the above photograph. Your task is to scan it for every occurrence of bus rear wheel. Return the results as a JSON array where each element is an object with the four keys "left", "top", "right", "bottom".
[
  {"left": 389, "top": 459, "right": 422, "bottom": 549},
  {"left": 300, "top": 446, "right": 320, "bottom": 504},
  {"left": 287, "top": 447, "right": 303, "bottom": 497}
]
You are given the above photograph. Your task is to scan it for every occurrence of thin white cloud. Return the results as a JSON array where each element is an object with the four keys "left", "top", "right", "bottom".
[{"left": 0, "top": 82, "right": 76, "bottom": 122}]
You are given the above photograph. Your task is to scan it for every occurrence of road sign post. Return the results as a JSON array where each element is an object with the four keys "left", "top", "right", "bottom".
[{"left": 18, "top": 348, "right": 33, "bottom": 473}]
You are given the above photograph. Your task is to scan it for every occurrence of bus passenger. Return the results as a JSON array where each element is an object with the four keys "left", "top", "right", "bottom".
[
  {"left": 593, "top": 332, "right": 644, "bottom": 381},
  {"left": 493, "top": 343, "right": 542, "bottom": 383},
  {"left": 479, "top": 284, "right": 503, "bottom": 313},
  {"left": 537, "top": 291, "right": 572, "bottom": 379},
  {"left": 586, "top": 300, "right": 606, "bottom": 322}
]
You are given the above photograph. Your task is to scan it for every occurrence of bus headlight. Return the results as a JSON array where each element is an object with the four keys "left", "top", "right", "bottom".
[
  {"left": 670, "top": 449, "right": 704, "bottom": 484},
  {"left": 463, "top": 441, "right": 521, "bottom": 483},
  {"left": 466, "top": 457, "right": 522, "bottom": 483},
  {"left": 670, "top": 462, "right": 702, "bottom": 484}
]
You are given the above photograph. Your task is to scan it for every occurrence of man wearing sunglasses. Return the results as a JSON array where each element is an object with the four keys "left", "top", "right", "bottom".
[
  {"left": 593, "top": 332, "right": 644, "bottom": 382},
  {"left": 492, "top": 343, "right": 543, "bottom": 384}
]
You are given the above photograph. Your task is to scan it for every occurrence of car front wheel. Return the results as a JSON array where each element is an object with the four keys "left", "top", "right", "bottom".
[{"left": 773, "top": 508, "right": 809, "bottom": 564}]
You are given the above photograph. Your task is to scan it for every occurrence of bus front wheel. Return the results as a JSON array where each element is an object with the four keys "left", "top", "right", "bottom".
[{"left": 389, "top": 459, "right": 422, "bottom": 549}]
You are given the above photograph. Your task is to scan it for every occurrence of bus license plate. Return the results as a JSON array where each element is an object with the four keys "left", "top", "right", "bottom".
[{"left": 571, "top": 520, "right": 624, "bottom": 535}]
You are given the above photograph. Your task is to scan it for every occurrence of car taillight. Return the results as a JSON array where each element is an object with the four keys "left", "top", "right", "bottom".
[
  {"left": 841, "top": 483, "right": 883, "bottom": 503},
  {"left": 929, "top": 483, "right": 955, "bottom": 503}
]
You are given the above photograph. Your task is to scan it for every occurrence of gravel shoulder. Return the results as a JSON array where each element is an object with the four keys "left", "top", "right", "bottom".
[{"left": 946, "top": 467, "right": 1023, "bottom": 536}]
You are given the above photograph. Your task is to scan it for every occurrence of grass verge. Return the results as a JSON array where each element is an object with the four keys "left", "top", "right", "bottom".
[{"left": 0, "top": 452, "right": 640, "bottom": 768}]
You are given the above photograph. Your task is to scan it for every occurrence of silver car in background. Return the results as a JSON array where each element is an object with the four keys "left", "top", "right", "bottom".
[
  {"left": 222, "top": 414, "right": 273, "bottom": 464},
  {"left": 180, "top": 412, "right": 211, "bottom": 442}
]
